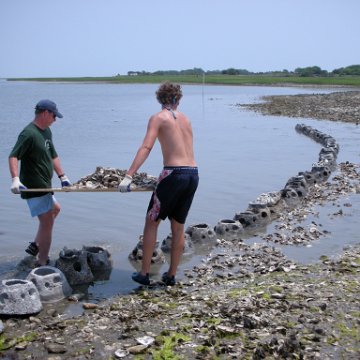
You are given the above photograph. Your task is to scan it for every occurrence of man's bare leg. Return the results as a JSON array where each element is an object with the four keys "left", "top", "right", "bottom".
[
  {"left": 35, "top": 202, "right": 60, "bottom": 265},
  {"left": 167, "top": 219, "right": 185, "bottom": 277},
  {"left": 140, "top": 215, "right": 160, "bottom": 275}
]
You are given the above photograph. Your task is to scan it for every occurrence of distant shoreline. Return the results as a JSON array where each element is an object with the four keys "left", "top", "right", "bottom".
[{"left": 5, "top": 74, "right": 360, "bottom": 87}]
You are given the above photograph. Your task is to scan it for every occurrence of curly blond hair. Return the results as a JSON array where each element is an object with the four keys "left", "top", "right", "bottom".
[{"left": 156, "top": 82, "right": 183, "bottom": 106}]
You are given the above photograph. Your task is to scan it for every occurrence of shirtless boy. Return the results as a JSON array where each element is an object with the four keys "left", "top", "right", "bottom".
[{"left": 119, "top": 82, "right": 199, "bottom": 286}]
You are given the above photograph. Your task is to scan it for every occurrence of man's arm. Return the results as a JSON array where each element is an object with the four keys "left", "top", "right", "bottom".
[
  {"left": 9, "top": 156, "right": 26, "bottom": 193},
  {"left": 9, "top": 157, "right": 19, "bottom": 178},
  {"left": 53, "top": 157, "right": 72, "bottom": 187},
  {"left": 52, "top": 157, "right": 65, "bottom": 177}
]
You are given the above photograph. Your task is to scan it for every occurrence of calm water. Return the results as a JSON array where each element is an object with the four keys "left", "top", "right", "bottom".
[{"left": 1, "top": 81, "right": 359, "bottom": 299}]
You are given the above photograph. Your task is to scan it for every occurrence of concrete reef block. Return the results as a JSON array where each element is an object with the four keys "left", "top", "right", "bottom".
[
  {"left": 129, "top": 236, "right": 165, "bottom": 265},
  {"left": 55, "top": 248, "right": 94, "bottom": 286},
  {"left": 298, "top": 171, "right": 318, "bottom": 186},
  {"left": 318, "top": 153, "right": 336, "bottom": 167},
  {"left": 248, "top": 201, "right": 268, "bottom": 210},
  {"left": 285, "top": 175, "right": 308, "bottom": 198},
  {"left": 319, "top": 147, "right": 338, "bottom": 159},
  {"left": 128, "top": 236, "right": 165, "bottom": 275},
  {"left": 311, "top": 162, "right": 332, "bottom": 182},
  {"left": 233, "top": 210, "right": 260, "bottom": 228},
  {"left": 82, "top": 246, "right": 113, "bottom": 281},
  {"left": 325, "top": 137, "right": 337, "bottom": 148},
  {"left": 314, "top": 132, "right": 330, "bottom": 144},
  {"left": 248, "top": 193, "right": 284, "bottom": 220},
  {"left": 235, "top": 205, "right": 272, "bottom": 228},
  {"left": 295, "top": 123, "right": 305, "bottom": 132},
  {"left": 160, "top": 233, "right": 193, "bottom": 254},
  {"left": 266, "top": 200, "right": 286, "bottom": 219},
  {"left": 27, "top": 266, "right": 72, "bottom": 303},
  {"left": 286, "top": 175, "right": 307, "bottom": 189},
  {"left": 185, "top": 223, "right": 217, "bottom": 243},
  {"left": 214, "top": 219, "right": 243, "bottom": 241},
  {"left": 326, "top": 143, "right": 339, "bottom": 154},
  {"left": 0, "top": 279, "right": 42, "bottom": 315},
  {"left": 82, "top": 246, "right": 112, "bottom": 271},
  {"left": 233, "top": 210, "right": 256, "bottom": 228},
  {"left": 252, "top": 191, "right": 281, "bottom": 207},
  {"left": 249, "top": 206, "right": 272, "bottom": 225},
  {"left": 280, "top": 187, "right": 299, "bottom": 204}
]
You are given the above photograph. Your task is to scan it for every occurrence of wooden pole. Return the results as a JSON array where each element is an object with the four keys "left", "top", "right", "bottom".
[{"left": 21, "top": 186, "right": 154, "bottom": 193}]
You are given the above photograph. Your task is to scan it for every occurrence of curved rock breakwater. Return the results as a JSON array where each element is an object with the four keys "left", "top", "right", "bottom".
[
  {"left": 191, "top": 123, "right": 341, "bottom": 247},
  {"left": 181, "top": 123, "right": 357, "bottom": 284}
]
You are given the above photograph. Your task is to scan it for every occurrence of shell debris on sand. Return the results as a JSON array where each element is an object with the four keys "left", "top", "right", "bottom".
[{"left": 239, "top": 90, "right": 360, "bottom": 124}]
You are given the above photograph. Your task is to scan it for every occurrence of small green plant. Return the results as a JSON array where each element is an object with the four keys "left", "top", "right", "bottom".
[
  {"left": 206, "top": 317, "right": 222, "bottom": 326},
  {"left": 269, "top": 285, "right": 283, "bottom": 293},
  {"left": 349, "top": 311, "right": 360, "bottom": 318},
  {"left": 0, "top": 331, "right": 37, "bottom": 351},
  {"left": 152, "top": 332, "right": 190, "bottom": 360},
  {"left": 337, "top": 322, "right": 360, "bottom": 341},
  {"left": 227, "top": 288, "right": 249, "bottom": 298}
]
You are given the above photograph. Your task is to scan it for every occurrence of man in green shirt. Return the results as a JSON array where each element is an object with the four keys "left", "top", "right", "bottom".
[{"left": 9, "top": 99, "right": 71, "bottom": 266}]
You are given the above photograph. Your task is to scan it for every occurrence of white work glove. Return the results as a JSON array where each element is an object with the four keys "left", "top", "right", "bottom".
[
  {"left": 118, "top": 174, "right": 132, "bottom": 192},
  {"left": 11, "top": 176, "right": 27, "bottom": 194},
  {"left": 59, "top": 174, "right": 72, "bottom": 187}
]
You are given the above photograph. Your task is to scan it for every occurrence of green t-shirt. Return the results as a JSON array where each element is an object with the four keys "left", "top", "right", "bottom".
[{"left": 9, "top": 122, "right": 58, "bottom": 199}]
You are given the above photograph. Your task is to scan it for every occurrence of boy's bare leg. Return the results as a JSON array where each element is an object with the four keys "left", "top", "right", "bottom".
[
  {"left": 140, "top": 216, "right": 160, "bottom": 275},
  {"left": 167, "top": 219, "right": 185, "bottom": 277}
]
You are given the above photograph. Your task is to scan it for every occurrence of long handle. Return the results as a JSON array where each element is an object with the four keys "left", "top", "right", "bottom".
[{"left": 21, "top": 186, "right": 154, "bottom": 193}]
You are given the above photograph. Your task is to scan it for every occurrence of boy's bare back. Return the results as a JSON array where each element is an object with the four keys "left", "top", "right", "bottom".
[{"left": 152, "top": 108, "right": 196, "bottom": 167}]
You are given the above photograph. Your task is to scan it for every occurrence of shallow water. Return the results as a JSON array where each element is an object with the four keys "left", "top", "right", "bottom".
[{"left": 0, "top": 81, "right": 359, "bottom": 299}]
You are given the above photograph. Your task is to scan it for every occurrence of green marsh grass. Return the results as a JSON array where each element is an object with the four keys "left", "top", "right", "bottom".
[{"left": 8, "top": 74, "right": 360, "bottom": 87}]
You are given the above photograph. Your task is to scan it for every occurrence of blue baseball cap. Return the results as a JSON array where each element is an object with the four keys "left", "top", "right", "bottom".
[{"left": 35, "top": 99, "right": 63, "bottom": 118}]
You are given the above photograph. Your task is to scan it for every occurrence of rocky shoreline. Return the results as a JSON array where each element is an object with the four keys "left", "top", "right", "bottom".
[{"left": 1, "top": 90, "right": 360, "bottom": 359}]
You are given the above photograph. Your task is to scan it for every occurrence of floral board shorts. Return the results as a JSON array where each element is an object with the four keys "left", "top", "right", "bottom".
[{"left": 147, "top": 166, "right": 199, "bottom": 224}]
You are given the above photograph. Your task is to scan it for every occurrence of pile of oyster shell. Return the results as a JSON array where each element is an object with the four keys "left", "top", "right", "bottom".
[{"left": 74, "top": 166, "right": 157, "bottom": 190}]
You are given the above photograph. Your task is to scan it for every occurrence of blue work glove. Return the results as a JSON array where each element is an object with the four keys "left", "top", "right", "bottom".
[
  {"left": 59, "top": 174, "right": 72, "bottom": 187},
  {"left": 11, "top": 176, "right": 27, "bottom": 194},
  {"left": 118, "top": 174, "right": 132, "bottom": 192}
]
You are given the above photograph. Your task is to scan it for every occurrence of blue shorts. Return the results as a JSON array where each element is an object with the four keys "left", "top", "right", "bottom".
[
  {"left": 27, "top": 193, "right": 57, "bottom": 217},
  {"left": 147, "top": 166, "right": 199, "bottom": 224}
]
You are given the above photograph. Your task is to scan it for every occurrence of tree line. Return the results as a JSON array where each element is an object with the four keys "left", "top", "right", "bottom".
[{"left": 125, "top": 65, "right": 360, "bottom": 77}]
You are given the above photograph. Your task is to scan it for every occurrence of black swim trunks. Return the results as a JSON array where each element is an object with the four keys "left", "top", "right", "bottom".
[{"left": 147, "top": 166, "right": 199, "bottom": 224}]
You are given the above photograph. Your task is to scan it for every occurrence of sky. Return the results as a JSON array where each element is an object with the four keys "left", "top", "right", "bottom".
[{"left": 1, "top": 0, "right": 359, "bottom": 78}]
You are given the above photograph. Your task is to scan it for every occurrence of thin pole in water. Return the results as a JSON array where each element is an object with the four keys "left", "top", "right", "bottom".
[{"left": 202, "top": 72, "right": 205, "bottom": 121}]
